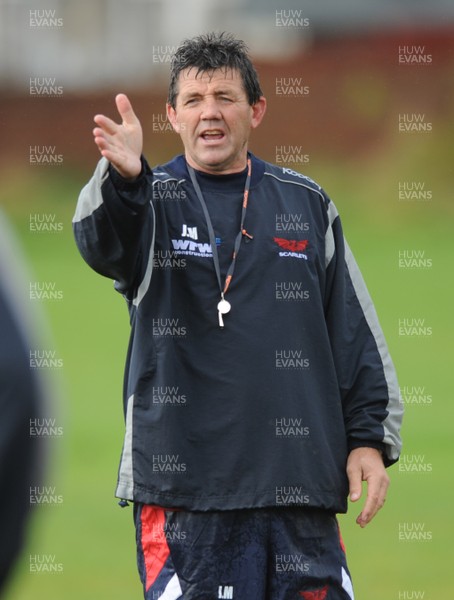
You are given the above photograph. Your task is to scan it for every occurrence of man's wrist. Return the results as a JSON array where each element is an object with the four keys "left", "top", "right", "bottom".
[
  {"left": 348, "top": 441, "right": 386, "bottom": 456},
  {"left": 108, "top": 156, "right": 148, "bottom": 190}
]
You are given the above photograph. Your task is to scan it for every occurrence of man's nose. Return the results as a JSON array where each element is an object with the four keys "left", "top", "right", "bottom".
[{"left": 200, "top": 97, "right": 222, "bottom": 120}]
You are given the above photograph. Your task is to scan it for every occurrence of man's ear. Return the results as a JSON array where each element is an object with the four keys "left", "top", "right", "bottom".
[
  {"left": 250, "top": 96, "right": 267, "bottom": 130},
  {"left": 166, "top": 103, "right": 180, "bottom": 133}
]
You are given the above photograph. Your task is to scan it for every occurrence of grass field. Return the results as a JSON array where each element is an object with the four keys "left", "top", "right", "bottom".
[{"left": 1, "top": 102, "right": 452, "bottom": 600}]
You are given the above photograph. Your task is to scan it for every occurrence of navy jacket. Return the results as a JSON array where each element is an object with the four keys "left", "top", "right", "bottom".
[{"left": 73, "top": 153, "right": 403, "bottom": 513}]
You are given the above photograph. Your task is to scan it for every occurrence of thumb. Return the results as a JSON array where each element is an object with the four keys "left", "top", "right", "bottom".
[
  {"left": 115, "top": 93, "right": 139, "bottom": 126},
  {"left": 348, "top": 464, "right": 363, "bottom": 502}
]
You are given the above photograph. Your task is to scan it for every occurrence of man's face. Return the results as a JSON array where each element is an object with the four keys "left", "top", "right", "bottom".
[{"left": 167, "top": 67, "right": 266, "bottom": 175}]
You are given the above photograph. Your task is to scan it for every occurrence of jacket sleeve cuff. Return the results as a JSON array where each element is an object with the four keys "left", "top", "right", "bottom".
[
  {"left": 347, "top": 440, "right": 399, "bottom": 467},
  {"left": 108, "top": 155, "right": 151, "bottom": 191},
  {"left": 348, "top": 440, "right": 386, "bottom": 454},
  {"left": 107, "top": 156, "right": 152, "bottom": 208}
]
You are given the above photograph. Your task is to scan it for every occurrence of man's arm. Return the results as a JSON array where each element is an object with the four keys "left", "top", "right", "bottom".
[
  {"left": 323, "top": 198, "right": 403, "bottom": 526},
  {"left": 73, "top": 95, "right": 154, "bottom": 293}
]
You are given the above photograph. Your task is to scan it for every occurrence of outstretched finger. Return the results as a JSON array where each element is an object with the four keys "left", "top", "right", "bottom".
[
  {"left": 115, "top": 93, "right": 139, "bottom": 126},
  {"left": 356, "top": 475, "right": 389, "bottom": 527},
  {"left": 93, "top": 133, "right": 113, "bottom": 155},
  {"left": 93, "top": 114, "right": 119, "bottom": 136},
  {"left": 92, "top": 126, "right": 118, "bottom": 154}
]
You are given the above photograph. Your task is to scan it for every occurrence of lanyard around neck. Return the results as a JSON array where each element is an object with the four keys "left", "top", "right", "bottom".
[{"left": 187, "top": 158, "right": 253, "bottom": 328}]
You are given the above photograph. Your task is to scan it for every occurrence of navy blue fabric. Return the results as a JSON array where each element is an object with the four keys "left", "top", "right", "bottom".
[
  {"left": 135, "top": 504, "right": 354, "bottom": 600},
  {"left": 74, "top": 153, "right": 402, "bottom": 512}
]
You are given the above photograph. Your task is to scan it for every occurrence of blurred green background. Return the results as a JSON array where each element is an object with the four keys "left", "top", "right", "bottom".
[{"left": 1, "top": 2, "right": 453, "bottom": 598}]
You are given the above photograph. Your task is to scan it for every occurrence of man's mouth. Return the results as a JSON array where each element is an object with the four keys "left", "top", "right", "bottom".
[{"left": 200, "top": 129, "right": 225, "bottom": 141}]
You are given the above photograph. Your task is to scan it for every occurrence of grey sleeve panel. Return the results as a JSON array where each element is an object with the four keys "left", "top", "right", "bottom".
[
  {"left": 73, "top": 157, "right": 109, "bottom": 223},
  {"left": 325, "top": 200, "right": 338, "bottom": 268},
  {"left": 116, "top": 393, "right": 135, "bottom": 500},
  {"left": 343, "top": 238, "right": 403, "bottom": 462}
]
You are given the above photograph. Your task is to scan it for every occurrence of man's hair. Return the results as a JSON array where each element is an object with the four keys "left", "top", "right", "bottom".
[{"left": 168, "top": 32, "right": 263, "bottom": 108}]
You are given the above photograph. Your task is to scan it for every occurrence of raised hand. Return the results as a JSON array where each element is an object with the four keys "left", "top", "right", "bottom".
[{"left": 93, "top": 93, "right": 143, "bottom": 180}]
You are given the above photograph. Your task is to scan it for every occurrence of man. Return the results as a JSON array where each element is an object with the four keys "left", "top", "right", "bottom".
[{"left": 74, "top": 32, "right": 403, "bottom": 600}]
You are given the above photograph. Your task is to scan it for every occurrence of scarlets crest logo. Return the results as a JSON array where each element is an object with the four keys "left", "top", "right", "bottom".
[
  {"left": 299, "top": 585, "right": 328, "bottom": 600},
  {"left": 274, "top": 237, "right": 309, "bottom": 260}
]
